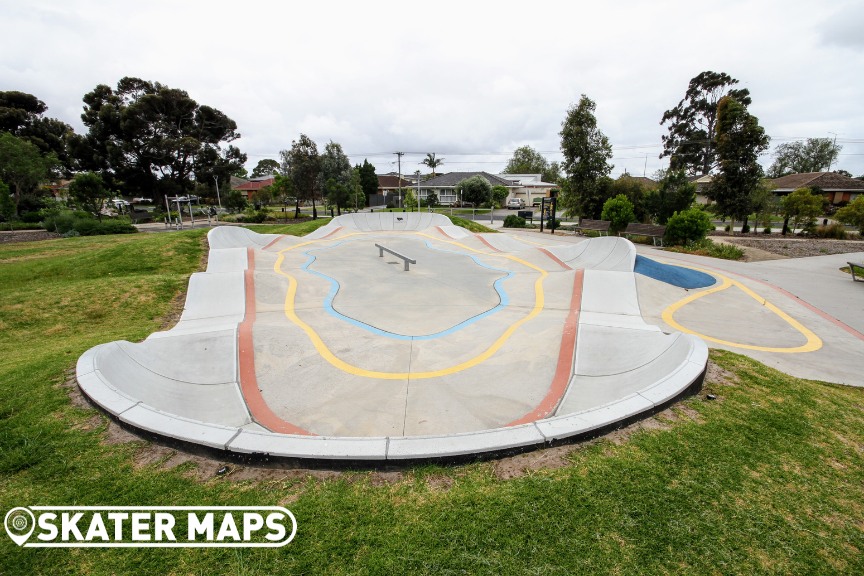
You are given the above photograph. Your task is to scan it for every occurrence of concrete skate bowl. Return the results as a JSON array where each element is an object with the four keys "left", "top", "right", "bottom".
[{"left": 77, "top": 213, "right": 707, "bottom": 463}]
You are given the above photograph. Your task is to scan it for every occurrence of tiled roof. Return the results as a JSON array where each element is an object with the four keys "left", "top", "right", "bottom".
[
  {"left": 770, "top": 172, "right": 864, "bottom": 191},
  {"left": 377, "top": 175, "right": 414, "bottom": 188},
  {"left": 420, "top": 172, "right": 518, "bottom": 187},
  {"left": 234, "top": 177, "right": 274, "bottom": 191}
]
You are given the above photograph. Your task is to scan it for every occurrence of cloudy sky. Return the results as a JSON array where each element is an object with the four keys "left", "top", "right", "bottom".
[{"left": 3, "top": 0, "right": 863, "bottom": 179}]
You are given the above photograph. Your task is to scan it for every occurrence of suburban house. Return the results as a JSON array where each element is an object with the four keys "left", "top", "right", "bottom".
[
  {"left": 416, "top": 172, "right": 519, "bottom": 206},
  {"left": 494, "top": 174, "right": 557, "bottom": 206},
  {"left": 688, "top": 174, "right": 714, "bottom": 205},
  {"left": 617, "top": 174, "right": 658, "bottom": 190},
  {"left": 770, "top": 172, "right": 864, "bottom": 205},
  {"left": 233, "top": 175, "right": 275, "bottom": 200},
  {"left": 374, "top": 175, "right": 416, "bottom": 207}
]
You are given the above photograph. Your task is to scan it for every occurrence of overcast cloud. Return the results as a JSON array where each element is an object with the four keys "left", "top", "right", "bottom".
[{"left": 2, "top": 0, "right": 863, "bottom": 178}]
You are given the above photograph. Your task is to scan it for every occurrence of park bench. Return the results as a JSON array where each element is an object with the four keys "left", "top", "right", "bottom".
[
  {"left": 848, "top": 262, "right": 864, "bottom": 282},
  {"left": 375, "top": 243, "right": 416, "bottom": 271},
  {"left": 574, "top": 219, "right": 611, "bottom": 236},
  {"left": 621, "top": 223, "right": 667, "bottom": 246}
]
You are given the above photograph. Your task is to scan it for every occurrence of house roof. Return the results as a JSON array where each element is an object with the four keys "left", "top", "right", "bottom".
[
  {"left": 770, "top": 172, "right": 864, "bottom": 191},
  {"left": 617, "top": 174, "right": 658, "bottom": 188},
  {"left": 495, "top": 174, "right": 556, "bottom": 187},
  {"left": 377, "top": 175, "right": 414, "bottom": 188},
  {"left": 234, "top": 177, "right": 274, "bottom": 191},
  {"left": 420, "top": 172, "right": 518, "bottom": 187}
]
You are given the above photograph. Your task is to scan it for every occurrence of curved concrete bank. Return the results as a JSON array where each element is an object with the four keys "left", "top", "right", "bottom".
[{"left": 77, "top": 213, "right": 707, "bottom": 462}]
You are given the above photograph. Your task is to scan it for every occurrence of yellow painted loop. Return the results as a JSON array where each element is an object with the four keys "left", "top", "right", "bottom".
[
  {"left": 661, "top": 265, "right": 822, "bottom": 354},
  {"left": 271, "top": 232, "right": 549, "bottom": 379}
]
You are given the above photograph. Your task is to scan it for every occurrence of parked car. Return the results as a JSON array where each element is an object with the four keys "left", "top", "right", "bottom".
[{"left": 506, "top": 198, "right": 525, "bottom": 209}]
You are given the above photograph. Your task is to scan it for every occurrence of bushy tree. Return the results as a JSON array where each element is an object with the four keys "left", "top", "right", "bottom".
[
  {"left": 280, "top": 134, "right": 320, "bottom": 218},
  {"left": 781, "top": 187, "right": 824, "bottom": 233},
  {"left": 491, "top": 185, "right": 509, "bottom": 208},
  {"left": 660, "top": 71, "right": 751, "bottom": 175},
  {"left": 559, "top": 95, "right": 613, "bottom": 217},
  {"left": 403, "top": 189, "right": 418, "bottom": 210},
  {"left": 835, "top": 196, "right": 864, "bottom": 234},
  {"left": 0, "top": 180, "right": 14, "bottom": 227},
  {"left": 644, "top": 170, "right": 696, "bottom": 224},
  {"left": 0, "top": 132, "right": 59, "bottom": 211},
  {"left": 357, "top": 160, "right": 378, "bottom": 204},
  {"left": 0, "top": 90, "right": 74, "bottom": 173},
  {"left": 318, "top": 141, "right": 352, "bottom": 215},
  {"left": 611, "top": 176, "right": 650, "bottom": 223},
  {"left": 600, "top": 194, "right": 635, "bottom": 234},
  {"left": 707, "top": 96, "right": 770, "bottom": 231},
  {"left": 69, "top": 171, "right": 112, "bottom": 220},
  {"left": 664, "top": 208, "right": 713, "bottom": 245},
  {"left": 251, "top": 159, "right": 280, "bottom": 178},
  {"left": 75, "top": 77, "right": 246, "bottom": 202},
  {"left": 768, "top": 138, "right": 842, "bottom": 177},
  {"left": 456, "top": 175, "right": 491, "bottom": 206},
  {"left": 425, "top": 191, "right": 439, "bottom": 208}
]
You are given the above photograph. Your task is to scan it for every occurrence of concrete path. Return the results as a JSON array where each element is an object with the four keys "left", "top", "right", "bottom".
[{"left": 77, "top": 215, "right": 863, "bottom": 462}]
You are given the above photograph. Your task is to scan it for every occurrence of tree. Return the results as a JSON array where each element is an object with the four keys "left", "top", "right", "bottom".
[
  {"left": 503, "top": 145, "right": 547, "bottom": 174},
  {"left": 280, "top": 134, "right": 320, "bottom": 218},
  {"left": 269, "top": 173, "right": 295, "bottom": 211},
  {"left": 421, "top": 153, "right": 443, "bottom": 177},
  {"left": 69, "top": 172, "right": 112, "bottom": 220},
  {"left": 0, "top": 180, "right": 14, "bottom": 228},
  {"left": 781, "top": 188, "right": 824, "bottom": 233},
  {"left": 610, "top": 175, "right": 650, "bottom": 223},
  {"left": 356, "top": 159, "right": 378, "bottom": 204},
  {"left": 251, "top": 159, "right": 280, "bottom": 178},
  {"left": 0, "top": 132, "right": 59, "bottom": 212},
  {"left": 835, "top": 196, "right": 864, "bottom": 234},
  {"left": 403, "top": 189, "right": 418, "bottom": 210},
  {"left": 600, "top": 194, "right": 635, "bottom": 234},
  {"left": 706, "top": 96, "right": 770, "bottom": 231},
  {"left": 559, "top": 95, "right": 613, "bottom": 217},
  {"left": 425, "top": 190, "right": 439, "bottom": 209},
  {"left": 75, "top": 77, "right": 245, "bottom": 203},
  {"left": 490, "top": 185, "right": 509, "bottom": 208},
  {"left": 644, "top": 170, "right": 696, "bottom": 224},
  {"left": 318, "top": 141, "right": 352, "bottom": 216},
  {"left": 0, "top": 91, "right": 74, "bottom": 173},
  {"left": 767, "top": 138, "right": 842, "bottom": 177},
  {"left": 456, "top": 175, "right": 491, "bottom": 206},
  {"left": 347, "top": 167, "right": 365, "bottom": 211},
  {"left": 660, "top": 71, "right": 751, "bottom": 175}
]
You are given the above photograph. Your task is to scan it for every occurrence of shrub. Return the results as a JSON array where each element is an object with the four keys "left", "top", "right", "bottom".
[
  {"left": 666, "top": 238, "right": 744, "bottom": 260},
  {"left": 763, "top": 227, "right": 772, "bottom": 234},
  {"left": 835, "top": 196, "right": 864, "bottom": 234},
  {"left": 42, "top": 210, "right": 136, "bottom": 235},
  {"left": 601, "top": 194, "right": 636, "bottom": 234},
  {"left": 811, "top": 223, "right": 847, "bottom": 239},
  {"left": 503, "top": 215, "right": 526, "bottom": 228},
  {"left": 664, "top": 208, "right": 713, "bottom": 245}
]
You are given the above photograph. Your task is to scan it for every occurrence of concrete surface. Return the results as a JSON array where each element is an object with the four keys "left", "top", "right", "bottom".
[{"left": 76, "top": 213, "right": 863, "bottom": 461}]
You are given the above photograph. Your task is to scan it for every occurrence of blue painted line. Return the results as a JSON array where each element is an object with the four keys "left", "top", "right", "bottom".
[
  {"left": 297, "top": 238, "right": 513, "bottom": 340},
  {"left": 634, "top": 255, "right": 716, "bottom": 289}
]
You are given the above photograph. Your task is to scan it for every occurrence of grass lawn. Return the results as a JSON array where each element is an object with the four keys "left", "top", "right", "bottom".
[{"left": 1, "top": 226, "right": 862, "bottom": 574}]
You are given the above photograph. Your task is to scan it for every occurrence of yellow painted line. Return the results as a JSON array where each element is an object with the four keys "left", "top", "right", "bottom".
[
  {"left": 661, "top": 264, "right": 822, "bottom": 353},
  {"left": 271, "top": 233, "right": 549, "bottom": 379}
]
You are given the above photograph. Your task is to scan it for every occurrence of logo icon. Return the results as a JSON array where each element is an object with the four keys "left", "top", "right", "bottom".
[{"left": 4, "top": 507, "right": 35, "bottom": 546}]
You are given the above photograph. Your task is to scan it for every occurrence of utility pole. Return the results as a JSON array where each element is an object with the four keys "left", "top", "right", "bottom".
[
  {"left": 394, "top": 152, "right": 404, "bottom": 209},
  {"left": 827, "top": 132, "right": 839, "bottom": 172}
]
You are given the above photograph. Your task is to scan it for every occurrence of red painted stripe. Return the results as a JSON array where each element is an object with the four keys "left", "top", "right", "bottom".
[
  {"left": 262, "top": 235, "right": 286, "bottom": 251},
  {"left": 475, "top": 234, "right": 502, "bottom": 252},
  {"left": 507, "top": 269, "right": 584, "bottom": 425},
  {"left": 538, "top": 247, "right": 572, "bottom": 270},
  {"left": 320, "top": 226, "right": 343, "bottom": 239},
  {"left": 238, "top": 247, "right": 314, "bottom": 435}
]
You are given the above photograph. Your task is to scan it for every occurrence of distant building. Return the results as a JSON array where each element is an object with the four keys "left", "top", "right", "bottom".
[
  {"left": 770, "top": 172, "right": 864, "bottom": 205},
  {"left": 494, "top": 174, "right": 557, "bottom": 205},
  {"left": 233, "top": 175, "right": 275, "bottom": 199},
  {"left": 416, "top": 172, "right": 518, "bottom": 206}
]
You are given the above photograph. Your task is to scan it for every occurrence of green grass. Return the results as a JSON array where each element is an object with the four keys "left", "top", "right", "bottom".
[
  {"left": 1, "top": 231, "right": 863, "bottom": 574},
  {"left": 449, "top": 216, "right": 497, "bottom": 233}
]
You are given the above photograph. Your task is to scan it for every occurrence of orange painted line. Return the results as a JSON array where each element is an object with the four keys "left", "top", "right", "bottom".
[
  {"left": 507, "top": 269, "right": 583, "bottom": 425},
  {"left": 474, "top": 234, "right": 502, "bottom": 252},
  {"left": 262, "top": 235, "right": 286, "bottom": 251},
  {"left": 237, "top": 247, "right": 314, "bottom": 435},
  {"left": 538, "top": 247, "right": 572, "bottom": 270}
]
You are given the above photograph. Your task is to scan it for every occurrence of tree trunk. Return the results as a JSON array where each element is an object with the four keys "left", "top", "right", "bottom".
[
  {"left": 781, "top": 216, "right": 789, "bottom": 235},
  {"left": 741, "top": 215, "right": 748, "bottom": 233},
  {"left": 294, "top": 198, "right": 301, "bottom": 219},
  {"left": 312, "top": 195, "right": 317, "bottom": 219}
]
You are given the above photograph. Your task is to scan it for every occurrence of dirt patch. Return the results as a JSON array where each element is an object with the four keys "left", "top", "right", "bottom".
[
  {"left": 715, "top": 235, "right": 864, "bottom": 259},
  {"left": 0, "top": 230, "right": 61, "bottom": 244}
]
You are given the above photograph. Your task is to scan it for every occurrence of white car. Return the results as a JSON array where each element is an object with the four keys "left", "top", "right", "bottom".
[{"left": 506, "top": 198, "right": 525, "bottom": 209}]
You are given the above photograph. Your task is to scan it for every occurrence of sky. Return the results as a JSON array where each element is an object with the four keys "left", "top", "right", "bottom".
[{"left": 2, "top": 0, "right": 864, "bottom": 180}]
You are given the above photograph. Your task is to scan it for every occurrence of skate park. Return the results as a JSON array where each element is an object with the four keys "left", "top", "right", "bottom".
[{"left": 76, "top": 212, "right": 864, "bottom": 462}]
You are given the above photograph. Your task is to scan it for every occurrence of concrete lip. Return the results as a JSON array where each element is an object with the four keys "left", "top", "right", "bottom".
[{"left": 77, "top": 213, "right": 709, "bottom": 462}]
